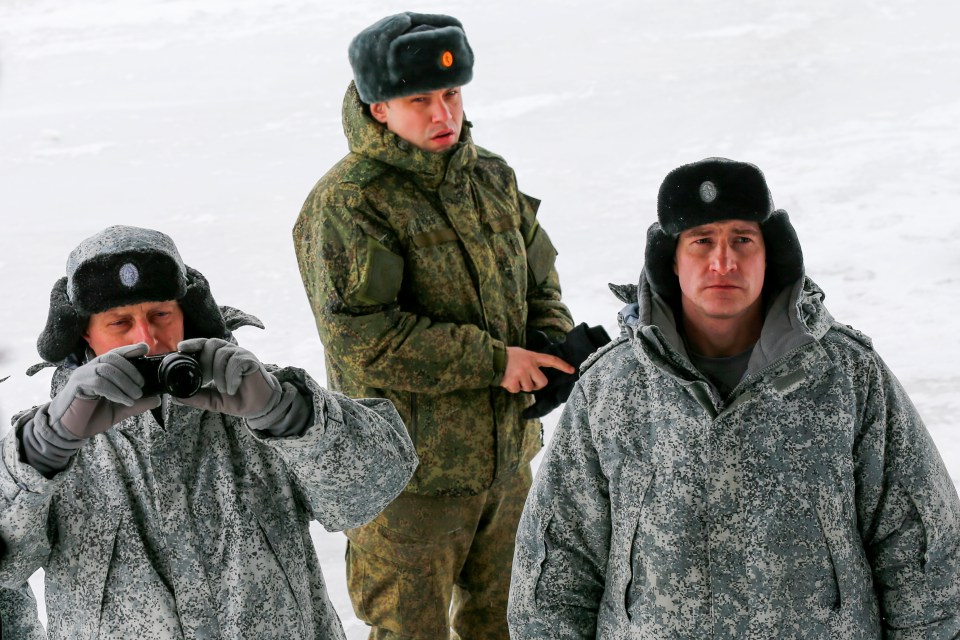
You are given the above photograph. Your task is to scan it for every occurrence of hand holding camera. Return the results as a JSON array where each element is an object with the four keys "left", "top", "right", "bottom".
[
  {"left": 173, "top": 338, "right": 282, "bottom": 419},
  {"left": 129, "top": 351, "right": 203, "bottom": 398},
  {"left": 48, "top": 342, "right": 163, "bottom": 439}
]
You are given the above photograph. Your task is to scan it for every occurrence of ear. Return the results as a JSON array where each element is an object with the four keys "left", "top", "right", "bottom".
[{"left": 370, "top": 101, "right": 389, "bottom": 123}]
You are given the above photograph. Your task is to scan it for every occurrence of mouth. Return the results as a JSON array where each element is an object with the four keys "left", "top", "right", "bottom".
[
  {"left": 705, "top": 284, "right": 741, "bottom": 291},
  {"left": 430, "top": 129, "right": 455, "bottom": 142}
]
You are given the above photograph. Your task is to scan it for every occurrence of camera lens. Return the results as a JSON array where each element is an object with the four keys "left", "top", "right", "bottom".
[{"left": 157, "top": 353, "right": 203, "bottom": 398}]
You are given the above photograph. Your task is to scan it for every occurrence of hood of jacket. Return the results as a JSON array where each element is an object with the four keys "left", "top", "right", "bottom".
[
  {"left": 611, "top": 272, "right": 835, "bottom": 386},
  {"left": 340, "top": 81, "right": 478, "bottom": 190}
]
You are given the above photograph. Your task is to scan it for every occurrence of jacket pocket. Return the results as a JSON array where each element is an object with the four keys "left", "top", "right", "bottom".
[
  {"left": 411, "top": 226, "right": 458, "bottom": 248},
  {"left": 746, "top": 478, "right": 847, "bottom": 634},
  {"left": 814, "top": 488, "right": 879, "bottom": 637},
  {"left": 622, "top": 468, "right": 656, "bottom": 620},
  {"left": 487, "top": 214, "right": 520, "bottom": 233},
  {"left": 530, "top": 513, "right": 554, "bottom": 605},
  {"left": 355, "top": 235, "right": 404, "bottom": 306},
  {"left": 813, "top": 497, "right": 844, "bottom": 613},
  {"left": 525, "top": 224, "right": 558, "bottom": 287}
]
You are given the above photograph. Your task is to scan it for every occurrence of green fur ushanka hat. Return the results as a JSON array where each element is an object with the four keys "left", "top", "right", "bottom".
[
  {"left": 644, "top": 157, "right": 804, "bottom": 300},
  {"left": 37, "top": 225, "right": 229, "bottom": 364},
  {"left": 348, "top": 12, "right": 474, "bottom": 104}
]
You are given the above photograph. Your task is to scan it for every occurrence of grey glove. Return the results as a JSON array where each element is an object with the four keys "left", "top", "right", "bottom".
[
  {"left": 175, "top": 338, "right": 312, "bottom": 437},
  {"left": 20, "top": 342, "right": 161, "bottom": 476},
  {"left": 48, "top": 342, "right": 162, "bottom": 438}
]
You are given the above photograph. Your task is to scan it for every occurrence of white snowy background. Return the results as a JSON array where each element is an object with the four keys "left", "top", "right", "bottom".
[{"left": 1, "top": 0, "right": 958, "bottom": 635}]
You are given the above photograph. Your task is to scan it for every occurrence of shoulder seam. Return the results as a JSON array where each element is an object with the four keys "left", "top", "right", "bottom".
[
  {"left": 581, "top": 335, "right": 629, "bottom": 373},
  {"left": 823, "top": 323, "right": 874, "bottom": 351}
]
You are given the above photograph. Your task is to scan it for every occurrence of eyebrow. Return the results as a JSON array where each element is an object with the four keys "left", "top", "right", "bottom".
[
  {"left": 684, "top": 224, "right": 762, "bottom": 236},
  {"left": 98, "top": 313, "right": 130, "bottom": 323}
]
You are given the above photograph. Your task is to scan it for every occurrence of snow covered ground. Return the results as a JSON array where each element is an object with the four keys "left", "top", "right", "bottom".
[{"left": 1, "top": 0, "right": 958, "bottom": 635}]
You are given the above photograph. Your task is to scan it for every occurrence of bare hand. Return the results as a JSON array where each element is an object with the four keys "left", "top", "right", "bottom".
[{"left": 500, "top": 346, "right": 575, "bottom": 394}]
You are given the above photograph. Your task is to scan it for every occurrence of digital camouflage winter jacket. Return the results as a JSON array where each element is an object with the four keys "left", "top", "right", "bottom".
[
  {"left": 0, "top": 360, "right": 418, "bottom": 639},
  {"left": 293, "top": 83, "right": 573, "bottom": 497},
  {"left": 508, "top": 275, "right": 960, "bottom": 639},
  {"left": 0, "top": 583, "right": 45, "bottom": 639}
]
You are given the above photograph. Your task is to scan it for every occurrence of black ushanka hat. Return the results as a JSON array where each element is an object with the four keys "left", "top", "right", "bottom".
[
  {"left": 37, "top": 225, "right": 229, "bottom": 364},
  {"left": 645, "top": 157, "right": 804, "bottom": 300},
  {"left": 349, "top": 12, "right": 474, "bottom": 104}
]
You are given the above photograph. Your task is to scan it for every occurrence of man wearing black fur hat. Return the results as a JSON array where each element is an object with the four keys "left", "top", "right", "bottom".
[
  {"left": 293, "top": 11, "right": 576, "bottom": 639},
  {"left": 508, "top": 158, "right": 960, "bottom": 638},
  {"left": 0, "top": 225, "right": 418, "bottom": 639}
]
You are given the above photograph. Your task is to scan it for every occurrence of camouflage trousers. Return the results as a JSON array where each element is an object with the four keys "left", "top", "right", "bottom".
[{"left": 345, "top": 465, "right": 532, "bottom": 640}]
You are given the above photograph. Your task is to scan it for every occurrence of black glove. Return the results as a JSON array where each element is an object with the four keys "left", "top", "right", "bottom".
[{"left": 522, "top": 323, "right": 611, "bottom": 419}]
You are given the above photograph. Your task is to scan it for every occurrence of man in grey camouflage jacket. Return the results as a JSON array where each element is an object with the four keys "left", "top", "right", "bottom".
[
  {"left": 0, "top": 225, "right": 418, "bottom": 639},
  {"left": 508, "top": 158, "right": 960, "bottom": 638}
]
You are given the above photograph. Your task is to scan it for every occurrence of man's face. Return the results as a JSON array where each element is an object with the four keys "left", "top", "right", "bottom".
[
  {"left": 83, "top": 300, "right": 184, "bottom": 357},
  {"left": 369, "top": 86, "right": 464, "bottom": 153},
  {"left": 674, "top": 219, "right": 766, "bottom": 326}
]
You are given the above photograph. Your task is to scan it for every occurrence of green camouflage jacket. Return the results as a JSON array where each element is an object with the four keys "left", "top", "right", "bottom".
[
  {"left": 508, "top": 275, "right": 960, "bottom": 639},
  {"left": 0, "top": 362, "right": 417, "bottom": 639},
  {"left": 293, "top": 83, "right": 573, "bottom": 496}
]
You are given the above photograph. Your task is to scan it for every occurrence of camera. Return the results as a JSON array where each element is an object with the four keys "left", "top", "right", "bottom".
[{"left": 130, "top": 352, "right": 203, "bottom": 398}]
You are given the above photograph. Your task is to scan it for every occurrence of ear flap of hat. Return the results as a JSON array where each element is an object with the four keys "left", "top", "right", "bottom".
[
  {"left": 643, "top": 223, "right": 681, "bottom": 300},
  {"left": 180, "top": 266, "right": 229, "bottom": 341},
  {"left": 219, "top": 305, "right": 265, "bottom": 333},
  {"left": 37, "top": 277, "right": 88, "bottom": 364},
  {"left": 761, "top": 209, "right": 804, "bottom": 296}
]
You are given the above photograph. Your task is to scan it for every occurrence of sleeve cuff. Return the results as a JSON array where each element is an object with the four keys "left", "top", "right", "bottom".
[
  {"left": 491, "top": 340, "right": 507, "bottom": 386},
  {"left": 247, "top": 366, "right": 330, "bottom": 449}
]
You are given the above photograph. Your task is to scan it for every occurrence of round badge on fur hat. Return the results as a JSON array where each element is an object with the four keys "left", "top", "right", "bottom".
[
  {"left": 349, "top": 12, "right": 475, "bottom": 104},
  {"left": 118, "top": 262, "right": 140, "bottom": 287},
  {"left": 657, "top": 158, "right": 773, "bottom": 236},
  {"left": 65, "top": 226, "right": 188, "bottom": 315}
]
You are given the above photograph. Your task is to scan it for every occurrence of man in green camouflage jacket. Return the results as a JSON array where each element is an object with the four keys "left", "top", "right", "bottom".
[
  {"left": 508, "top": 158, "right": 960, "bottom": 638},
  {"left": 0, "top": 225, "right": 418, "bottom": 639},
  {"left": 293, "top": 12, "right": 574, "bottom": 639}
]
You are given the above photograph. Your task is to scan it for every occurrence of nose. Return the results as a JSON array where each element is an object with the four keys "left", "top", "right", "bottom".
[
  {"left": 710, "top": 244, "right": 736, "bottom": 275},
  {"left": 130, "top": 318, "right": 160, "bottom": 354},
  {"left": 430, "top": 99, "right": 452, "bottom": 123}
]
